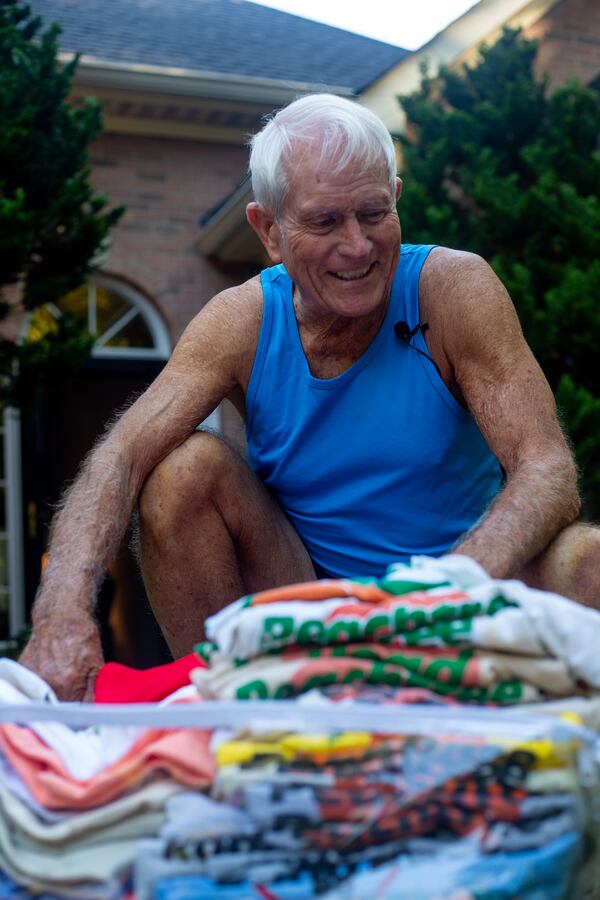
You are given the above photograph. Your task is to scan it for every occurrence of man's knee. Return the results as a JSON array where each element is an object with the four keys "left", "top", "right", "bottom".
[
  {"left": 520, "top": 522, "right": 600, "bottom": 607},
  {"left": 138, "top": 431, "right": 240, "bottom": 533}
]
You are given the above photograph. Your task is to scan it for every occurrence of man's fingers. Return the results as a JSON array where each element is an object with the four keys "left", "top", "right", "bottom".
[
  {"left": 83, "top": 668, "right": 99, "bottom": 703},
  {"left": 18, "top": 632, "right": 104, "bottom": 702}
]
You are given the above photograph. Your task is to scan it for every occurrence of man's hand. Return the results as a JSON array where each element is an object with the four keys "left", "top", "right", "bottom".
[{"left": 19, "top": 609, "right": 104, "bottom": 702}]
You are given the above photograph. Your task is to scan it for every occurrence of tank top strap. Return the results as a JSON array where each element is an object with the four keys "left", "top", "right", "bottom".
[
  {"left": 246, "top": 264, "right": 289, "bottom": 419},
  {"left": 396, "top": 243, "right": 438, "bottom": 327}
]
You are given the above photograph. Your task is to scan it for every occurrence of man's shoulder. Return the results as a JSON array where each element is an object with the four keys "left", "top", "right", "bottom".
[
  {"left": 171, "top": 275, "right": 264, "bottom": 375},
  {"left": 421, "top": 246, "right": 485, "bottom": 281},
  {"left": 186, "top": 275, "right": 264, "bottom": 341},
  {"left": 170, "top": 268, "right": 262, "bottom": 387},
  {"left": 212, "top": 273, "right": 264, "bottom": 314},
  {"left": 419, "top": 247, "right": 495, "bottom": 319},
  {"left": 185, "top": 275, "right": 264, "bottom": 391}
]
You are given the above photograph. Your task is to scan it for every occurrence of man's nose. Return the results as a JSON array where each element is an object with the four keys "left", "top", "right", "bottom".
[{"left": 338, "top": 217, "right": 371, "bottom": 257}]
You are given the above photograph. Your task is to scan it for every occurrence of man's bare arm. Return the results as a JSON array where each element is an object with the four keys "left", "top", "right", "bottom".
[
  {"left": 19, "top": 280, "right": 262, "bottom": 699},
  {"left": 423, "top": 249, "right": 580, "bottom": 578}
]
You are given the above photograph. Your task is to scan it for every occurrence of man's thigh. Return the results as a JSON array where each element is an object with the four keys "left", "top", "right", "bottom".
[
  {"left": 215, "top": 435, "right": 319, "bottom": 593},
  {"left": 137, "top": 429, "right": 318, "bottom": 595}
]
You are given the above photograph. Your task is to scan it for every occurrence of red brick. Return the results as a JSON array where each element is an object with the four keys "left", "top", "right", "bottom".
[{"left": 526, "top": 0, "right": 600, "bottom": 89}]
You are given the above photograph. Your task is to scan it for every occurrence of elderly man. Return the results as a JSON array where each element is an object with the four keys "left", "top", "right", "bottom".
[{"left": 20, "top": 93, "right": 599, "bottom": 701}]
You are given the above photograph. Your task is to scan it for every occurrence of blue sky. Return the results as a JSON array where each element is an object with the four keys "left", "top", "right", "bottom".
[{"left": 250, "top": 0, "right": 480, "bottom": 50}]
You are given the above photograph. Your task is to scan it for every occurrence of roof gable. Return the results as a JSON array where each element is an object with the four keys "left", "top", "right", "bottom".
[{"left": 27, "top": 0, "right": 409, "bottom": 93}]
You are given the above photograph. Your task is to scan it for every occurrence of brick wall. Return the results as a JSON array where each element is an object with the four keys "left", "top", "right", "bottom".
[
  {"left": 90, "top": 132, "right": 256, "bottom": 344},
  {"left": 526, "top": 0, "right": 600, "bottom": 90}
]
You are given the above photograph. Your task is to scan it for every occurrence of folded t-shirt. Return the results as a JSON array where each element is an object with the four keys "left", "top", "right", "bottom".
[{"left": 94, "top": 654, "right": 206, "bottom": 704}]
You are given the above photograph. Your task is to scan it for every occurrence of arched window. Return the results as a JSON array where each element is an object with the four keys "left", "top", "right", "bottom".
[{"left": 27, "top": 275, "right": 171, "bottom": 359}]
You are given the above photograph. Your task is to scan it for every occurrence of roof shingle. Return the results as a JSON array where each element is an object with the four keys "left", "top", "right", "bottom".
[{"left": 27, "top": 0, "right": 409, "bottom": 93}]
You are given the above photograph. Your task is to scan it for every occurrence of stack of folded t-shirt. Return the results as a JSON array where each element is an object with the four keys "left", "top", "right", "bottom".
[
  {"left": 0, "top": 555, "right": 599, "bottom": 898},
  {"left": 0, "top": 657, "right": 213, "bottom": 898},
  {"left": 134, "top": 716, "right": 592, "bottom": 899},
  {"left": 140, "top": 554, "right": 600, "bottom": 898},
  {"left": 191, "top": 555, "right": 600, "bottom": 706}
]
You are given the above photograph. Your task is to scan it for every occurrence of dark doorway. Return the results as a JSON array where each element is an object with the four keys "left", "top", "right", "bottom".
[{"left": 22, "top": 357, "right": 172, "bottom": 667}]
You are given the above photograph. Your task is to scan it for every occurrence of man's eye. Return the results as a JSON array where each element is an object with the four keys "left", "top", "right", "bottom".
[
  {"left": 312, "top": 218, "right": 335, "bottom": 230},
  {"left": 361, "top": 210, "right": 386, "bottom": 223}
]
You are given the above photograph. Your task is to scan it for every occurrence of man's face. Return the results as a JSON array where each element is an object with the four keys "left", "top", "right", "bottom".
[{"left": 267, "top": 148, "right": 401, "bottom": 321}]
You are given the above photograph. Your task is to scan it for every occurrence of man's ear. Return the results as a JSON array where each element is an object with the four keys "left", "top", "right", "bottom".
[
  {"left": 246, "top": 202, "right": 283, "bottom": 264},
  {"left": 395, "top": 177, "right": 403, "bottom": 200}
]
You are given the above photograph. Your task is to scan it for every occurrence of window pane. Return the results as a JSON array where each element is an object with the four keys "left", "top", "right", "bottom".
[
  {"left": 27, "top": 281, "right": 162, "bottom": 354},
  {"left": 27, "top": 305, "right": 59, "bottom": 342},
  {"left": 58, "top": 283, "right": 90, "bottom": 321},
  {"left": 95, "top": 286, "right": 132, "bottom": 338},
  {"left": 0, "top": 486, "right": 5, "bottom": 532},
  {"left": 104, "top": 312, "right": 154, "bottom": 349}
]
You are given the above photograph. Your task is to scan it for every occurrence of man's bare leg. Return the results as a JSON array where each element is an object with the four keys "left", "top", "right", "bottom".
[
  {"left": 137, "top": 431, "right": 316, "bottom": 657},
  {"left": 517, "top": 522, "right": 600, "bottom": 609}
]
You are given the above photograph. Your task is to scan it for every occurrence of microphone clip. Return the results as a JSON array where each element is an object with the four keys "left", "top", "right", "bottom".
[
  {"left": 394, "top": 319, "right": 442, "bottom": 379},
  {"left": 394, "top": 320, "right": 429, "bottom": 343}
]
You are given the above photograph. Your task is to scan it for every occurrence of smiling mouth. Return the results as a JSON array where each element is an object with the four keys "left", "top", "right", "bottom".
[{"left": 331, "top": 263, "right": 375, "bottom": 281}]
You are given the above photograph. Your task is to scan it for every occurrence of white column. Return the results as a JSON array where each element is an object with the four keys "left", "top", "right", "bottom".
[{"left": 4, "top": 406, "right": 25, "bottom": 633}]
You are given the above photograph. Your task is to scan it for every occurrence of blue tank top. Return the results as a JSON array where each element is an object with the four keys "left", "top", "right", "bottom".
[{"left": 246, "top": 244, "right": 502, "bottom": 578}]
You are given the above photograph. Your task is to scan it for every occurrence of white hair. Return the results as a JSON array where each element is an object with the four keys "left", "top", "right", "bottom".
[{"left": 248, "top": 93, "right": 397, "bottom": 217}]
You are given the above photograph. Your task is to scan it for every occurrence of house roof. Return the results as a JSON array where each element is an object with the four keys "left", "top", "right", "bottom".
[
  {"left": 27, "top": 0, "right": 409, "bottom": 94},
  {"left": 363, "top": 0, "right": 562, "bottom": 133}
]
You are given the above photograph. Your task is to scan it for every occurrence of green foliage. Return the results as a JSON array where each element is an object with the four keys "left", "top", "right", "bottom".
[
  {"left": 0, "top": 0, "right": 123, "bottom": 406},
  {"left": 398, "top": 28, "right": 600, "bottom": 515}
]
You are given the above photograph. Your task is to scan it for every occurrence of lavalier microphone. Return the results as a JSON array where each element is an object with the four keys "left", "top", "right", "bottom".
[
  {"left": 394, "top": 320, "right": 429, "bottom": 342},
  {"left": 394, "top": 320, "right": 442, "bottom": 379}
]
